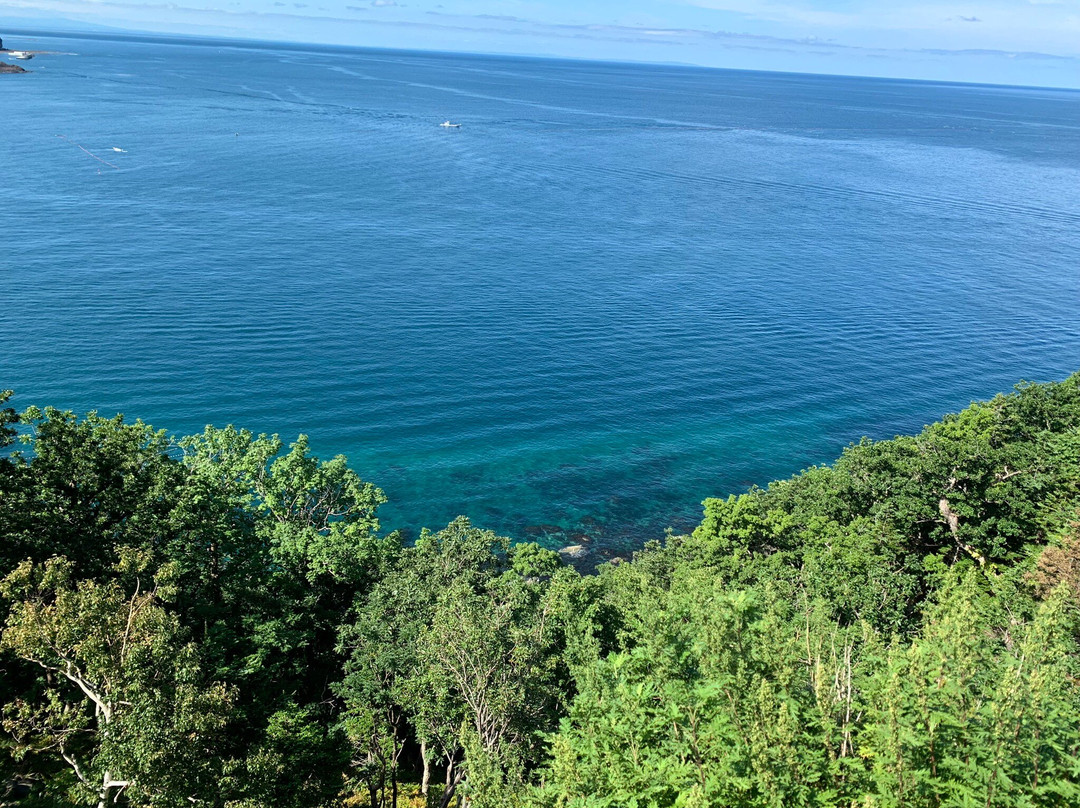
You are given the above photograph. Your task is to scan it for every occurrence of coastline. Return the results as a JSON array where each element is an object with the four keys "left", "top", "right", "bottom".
[{"left": 0, "top": 36, "right": 56, "bottom": 70}]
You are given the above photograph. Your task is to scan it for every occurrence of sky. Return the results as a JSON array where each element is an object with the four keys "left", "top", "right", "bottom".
[{"left": 3, "top": 0, "right": 1080, "bottom": 86}]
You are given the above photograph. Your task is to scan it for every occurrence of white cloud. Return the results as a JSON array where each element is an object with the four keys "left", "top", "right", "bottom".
[{"left": 683, "top": 0, "right": 1080, "bottom": 54}]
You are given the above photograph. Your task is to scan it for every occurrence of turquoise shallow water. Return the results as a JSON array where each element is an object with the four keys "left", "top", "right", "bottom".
[{"left": 2, "top": 33, "right": 1079, "bottom": 557}]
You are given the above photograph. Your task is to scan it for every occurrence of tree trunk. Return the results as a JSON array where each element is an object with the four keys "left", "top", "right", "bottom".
[
  {"left": 420, "top": 741, "right": 431, "bottom": 796},
  {"left": 97, "top": 771, "right": 128, "bottom": 808},
  {"left": 389, "top": 715, "right": 403, "bottom": 808},
  {"left": 439, "top": 758, "right": 464, "bottom": 808}
]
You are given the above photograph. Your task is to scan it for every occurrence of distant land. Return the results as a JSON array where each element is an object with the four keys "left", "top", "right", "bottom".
[
  {"left": 0, "top": 15, "right": 133, "bottom": 35},
  {"left": 2, "top": 24, "right": 1077, "bottom": 95},
  {"left": 2, "top": 16, "right": 1079, "bottom": 91}
]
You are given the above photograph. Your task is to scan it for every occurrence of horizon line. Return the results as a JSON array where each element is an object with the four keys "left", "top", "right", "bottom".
[{"left": 5, "top": 23, "right": 1080, "bottom": 93}]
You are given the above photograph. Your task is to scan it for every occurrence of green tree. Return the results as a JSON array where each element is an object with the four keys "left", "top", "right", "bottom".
[
  {"left": 420, "top": 571, "right": 560, "bottom": 808},
  {"left": 0, "top": 550, "right": 233, "bottom": 807},
  {"left": 0, "top": 406, "right": 185, "bottom": 579},
  {"left": 340, "top": 518, "right": 566, "bottom": 808},
  {"left": 861, "top": 570, "right": 1080, "bottom": 807},
  {"left": 539, "top": 573, "right": 861, "bottom": 808},
  {"left": 175, "top": 426, "right": 394, "bottom": 806}
]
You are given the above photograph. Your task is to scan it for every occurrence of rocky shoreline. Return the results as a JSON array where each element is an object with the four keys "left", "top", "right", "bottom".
[{"left": 1, "top": 35, "right": 34, "bottom": 72}]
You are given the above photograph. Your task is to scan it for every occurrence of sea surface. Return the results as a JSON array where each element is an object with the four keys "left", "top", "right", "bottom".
[{"left": 2, "top": 32, "right": 1079, "bottom": 558}]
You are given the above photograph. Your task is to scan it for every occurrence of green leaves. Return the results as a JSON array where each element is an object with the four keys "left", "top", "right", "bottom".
[
  {"left": 180, "top": 426, "right": 389, "bottom": 585},
  {"left": 2, "top": 372, "right": 1079, "bottom": 807},
  {"left": 0, "top": 410, "right": 395, "bottom": 806},
  {"left": 543, "top": 564, "right": 1080, "bottom": 808},
  {"left": 860, "top": 571, "right": 1080, "bottom": 808},
  {"left": 1, "top": 406, "right": 184, "bottom": 578},
  {"left": 538, "top": 373, "right": 1080, "bottom": 808},
  {"left": 338, "top": 517, "right": 569, "bottom": 807},
  {"left": 0, "top": 390, "right": 16, "bottom": 451},
  {"left": 0, "top": 552, "right": 234, "bottom": 807}
]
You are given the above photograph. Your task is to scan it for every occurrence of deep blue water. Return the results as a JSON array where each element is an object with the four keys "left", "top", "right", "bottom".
[{"left": 2, "top": 33, "right": 1079, "bottom": 558}]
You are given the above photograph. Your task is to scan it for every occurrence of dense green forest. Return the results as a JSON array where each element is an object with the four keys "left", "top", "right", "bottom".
[{"left": 2, "top": 373, "right": 1079, "bottom": 807}]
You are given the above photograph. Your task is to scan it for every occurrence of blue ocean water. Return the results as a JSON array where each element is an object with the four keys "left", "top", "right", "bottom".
[{"left": 2, "top": 32, "right": 1079, "bottom": 556}]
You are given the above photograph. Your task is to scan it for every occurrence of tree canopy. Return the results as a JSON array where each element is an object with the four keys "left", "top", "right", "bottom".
[{"left": 2, "top": 373, "right": 1079, "bottom": 806}]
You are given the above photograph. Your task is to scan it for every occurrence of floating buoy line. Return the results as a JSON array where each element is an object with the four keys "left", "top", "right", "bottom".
[{"left": 55, "top": 134, "right": 120, "bottom": 169}]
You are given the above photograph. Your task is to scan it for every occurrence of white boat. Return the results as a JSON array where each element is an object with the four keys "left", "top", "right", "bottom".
[
  {"left": 439, "top": 120, "right": 461, "bottom": 128},
  {"left": 10, "top": 52, "right": 34, "bottom": 60},
  {"left": 111, "top": 147, "right": 127, "bottom": 153}
]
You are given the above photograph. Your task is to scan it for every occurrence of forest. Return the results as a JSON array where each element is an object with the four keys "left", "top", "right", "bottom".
[{"left": 1, "top": 372, "right": 1079, "bottom": 807}]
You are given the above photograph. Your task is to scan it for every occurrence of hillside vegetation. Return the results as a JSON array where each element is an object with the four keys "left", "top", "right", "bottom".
[{"left": 1, "top": 373, "right": 1079, "bottom": 807}]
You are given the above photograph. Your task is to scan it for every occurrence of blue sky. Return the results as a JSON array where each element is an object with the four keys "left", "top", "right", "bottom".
[{"left": 4, "top": 0, "right": 1080, "bottom": 86}]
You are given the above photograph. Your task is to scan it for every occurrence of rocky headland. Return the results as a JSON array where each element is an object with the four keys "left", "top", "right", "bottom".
[{"left": 0, "top": 62, "right": 27, "bottom": 74}]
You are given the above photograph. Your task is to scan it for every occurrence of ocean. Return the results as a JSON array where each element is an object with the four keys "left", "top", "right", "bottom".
[{"left": 3, "top": 31, "right": 1079, "bottom": 557}]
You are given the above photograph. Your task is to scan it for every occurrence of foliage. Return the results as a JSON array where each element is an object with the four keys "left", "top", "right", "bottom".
[
  {"left": 2, "top": 372, "right": 1080, "bottom": 806},
  {"left": 537, "top": 372, "right": 1080, "bottom": 807},
  {"left": 0, "top": 550, "right": 233, "bottom": 807}
]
